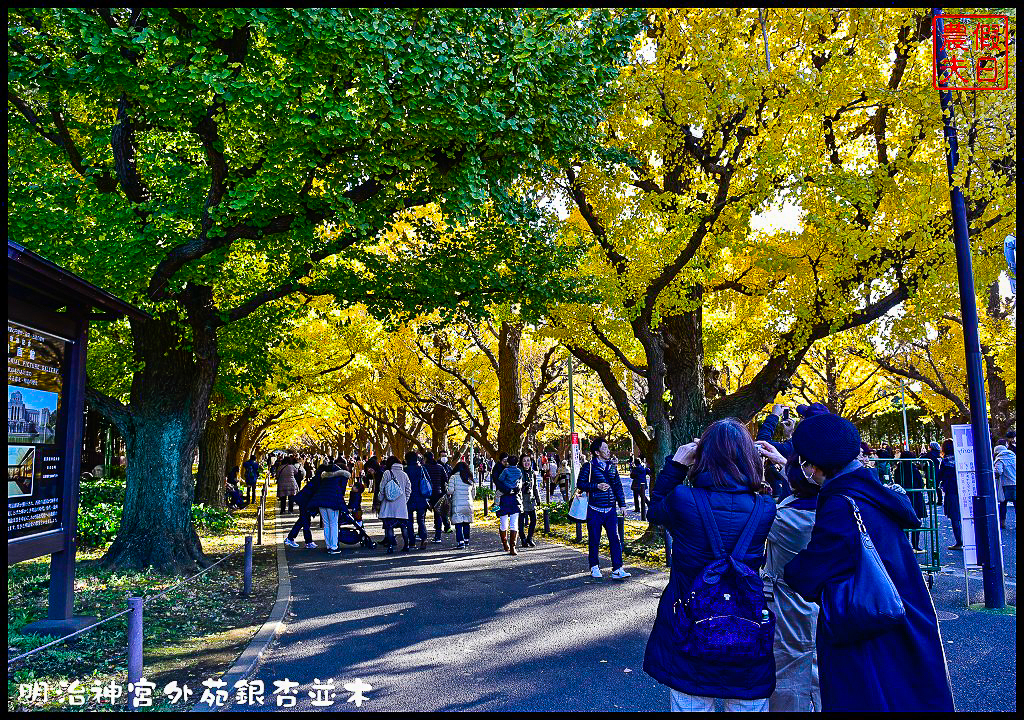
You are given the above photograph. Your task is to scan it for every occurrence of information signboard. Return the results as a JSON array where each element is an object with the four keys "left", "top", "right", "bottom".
[
  {"left": 7, "top": 321, "right": 69, "bottom": 542},
  {"left": 950, "top": 424, "right": 979, "bottom": 566}
]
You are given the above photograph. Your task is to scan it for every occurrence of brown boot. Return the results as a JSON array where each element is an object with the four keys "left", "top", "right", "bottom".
[
  {"left": 499, "top": 530, "right": 509, "bottom": 552},
  {"left": 508, "top": 531, "right": 519, "bottom": 555}
]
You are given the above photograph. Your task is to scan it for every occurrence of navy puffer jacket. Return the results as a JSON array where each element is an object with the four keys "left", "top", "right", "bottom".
[
  {"left": 424, "top": 461, "right": 449, "bottom": 502},
  {"left": 643, "top": 459, "right": 777, "bottom": 700},
  {"left": 308, "top": 465, "right": 351, "bottom": 511},
  {"left": 576, "top": 459, "right": 625, "bottom": 509}
]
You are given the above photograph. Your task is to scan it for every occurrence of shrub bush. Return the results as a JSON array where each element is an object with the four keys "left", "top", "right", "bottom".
[{"left": 76, "top": 476, "right": 236, "bottom": 547}]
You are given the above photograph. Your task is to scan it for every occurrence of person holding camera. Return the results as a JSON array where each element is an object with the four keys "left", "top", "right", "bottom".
[{"left": 642, "top": 420, "right": 778, "bottom": 710}]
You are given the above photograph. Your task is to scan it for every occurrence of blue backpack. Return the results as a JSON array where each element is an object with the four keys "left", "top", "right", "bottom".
[{"left": 674, "top": 489, "right": 774, "bottom": 663}]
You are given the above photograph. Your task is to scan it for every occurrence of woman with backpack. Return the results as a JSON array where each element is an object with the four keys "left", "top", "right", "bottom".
[
  {"left": 448, "top": 459, "right": 475, "bottom": 548},
  {"left": 378, "top": 456, "right": 412, "bottom": 553},
  {"left": 495, "top": 454, "right": 525, "bottom": 555},
  {"left": 756, "top": 441, "right": 821, "bottom": 711},
  {"left": 643, "top": 419, "right": 778, "bottom": 711},
  {"left": 784, "top": 414, "right": 954, "bottom": 711}
]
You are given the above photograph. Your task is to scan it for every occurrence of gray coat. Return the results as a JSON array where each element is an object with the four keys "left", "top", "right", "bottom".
[
  {"left": 763, "top": 495, "right": 820, "bottom": 712},
  {"left": 521, "top": 470, "right": 542, "bottom": 513},
  {"left": 378, "top": 464, "right": 412, "bottom": 520}
]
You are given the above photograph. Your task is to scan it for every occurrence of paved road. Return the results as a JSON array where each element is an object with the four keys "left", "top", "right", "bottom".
[
  {"left": 229, "top": 502, "right": 1015, "bottom": 712},
  {"left": 232, "top": 513, "right": 669, "bottom": 712}
]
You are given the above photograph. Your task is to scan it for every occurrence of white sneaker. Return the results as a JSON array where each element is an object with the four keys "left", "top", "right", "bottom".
[
  {"left": 610, "top": 567, "right": 631, "bottom": 579},
  {"left": 304, "top": 542, "right": 318, "bottom": 549},
  {"left": 590, "top": 566, "right": 603, "bottom": 579},
  {"left": 283, "top": 538, "right": 299, "bottom": 548}
]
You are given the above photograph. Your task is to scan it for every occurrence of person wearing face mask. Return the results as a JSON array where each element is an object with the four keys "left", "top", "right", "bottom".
[
  {"left": 756, "top": 441, "right": 821, "bottom": 712},
  {"left": 784, "top": 414, "right": 954, "bottom": 712}
]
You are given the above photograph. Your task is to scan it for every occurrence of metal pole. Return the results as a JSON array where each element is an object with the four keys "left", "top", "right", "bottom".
[
  {"left": 126, "top": 596, "right": 143, "bottom": 707},
  {"left": 568, "top": 353, "right": 578, "bottom": 497},
  {"left": 242, "top": 536, "right": 253, "bottom": 597},
  {"left": 899, "top": 377, "right": 911, "bottom": 451},
  {"left": 543, "top": 507, "right": 550, "bottom": 535},
  {"left": 256, "top": 497, "right": 263, "bottom": 546},
  {"left": 469, "top": 382, "right": 475, "bottom": 472},
  {"left": 626, "top": 366, "right": 635, "bottom": 462},
  {"left": 575, "top": 520, "right": 583, "bottom": 542},
  {"left": 933, "top": 8, "right": 1004, "bottom": 609}
]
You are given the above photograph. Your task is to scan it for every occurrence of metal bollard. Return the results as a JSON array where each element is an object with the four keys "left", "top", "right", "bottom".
[
  {"left": 663, "top": 527, "right": 672, "bottom": 567},
  {"left": 256, "top": 502, "right": 263, "bottom": 546},
  {"left": 543, "top": 508, "right": 550, "bottom": 535},
  {"left": 575, "top": 520, "right": 583, "bottom": 542},
  {"left": 617, "top": 515, "right": 626, "bottom": 550},
  {"left": 126, "top": 596, "right": 144, "bottom": 707},
  {"left": 483, "top": 496, "right": 489, "bottom": 517},
  {"left": 242, "top": 536, "right": 253, "bottom": 597}
]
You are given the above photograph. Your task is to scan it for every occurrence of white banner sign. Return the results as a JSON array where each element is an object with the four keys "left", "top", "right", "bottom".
[{"left": 950, "top": 424, "right": 979, "bottom": 566}]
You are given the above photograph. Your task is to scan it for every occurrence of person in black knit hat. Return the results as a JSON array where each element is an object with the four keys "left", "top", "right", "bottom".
[{"left": 784, "top": 413, "right": 954, "bottom": 712}]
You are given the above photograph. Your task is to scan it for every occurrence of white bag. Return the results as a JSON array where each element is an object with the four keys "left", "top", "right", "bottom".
[{"left": 569, "top": 492, "right": 589, "bottom": 521}]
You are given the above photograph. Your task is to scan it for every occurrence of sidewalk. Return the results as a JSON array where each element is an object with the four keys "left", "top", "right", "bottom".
[
  {"left": 229, "top": 514, "right": 667, "bottom": 712},
  {"left": 225, "top": 505, "right": 1015, "bottom": 712}
]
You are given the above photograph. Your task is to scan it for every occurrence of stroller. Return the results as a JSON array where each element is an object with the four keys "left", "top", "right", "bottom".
[{"left": 336, "top": 507, "right": 376, "bottom": 549}]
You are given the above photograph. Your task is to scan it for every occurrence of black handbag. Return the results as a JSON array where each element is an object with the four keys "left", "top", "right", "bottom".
[{"left": 820, "top": 495, "right": 906, "bottom": 646}]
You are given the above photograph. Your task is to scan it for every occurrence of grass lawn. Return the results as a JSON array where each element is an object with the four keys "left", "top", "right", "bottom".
[{"left": 7, "top": 487, "right": 279, "bottom": 712}]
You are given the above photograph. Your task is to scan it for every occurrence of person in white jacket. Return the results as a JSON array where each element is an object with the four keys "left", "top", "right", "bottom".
[
  {"left": 377, "top": 456, "right": 413, "bottom": 553},
  {"left": 448, "top": 459, "right": 476, "bottom": 548}
]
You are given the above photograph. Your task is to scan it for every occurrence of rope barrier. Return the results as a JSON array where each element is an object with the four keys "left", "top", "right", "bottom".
[
  {"left": 7, "top": 608, "right": 134, "bottom": 666},
  {"left": 8, "top": 541, "right": 244, "bottom": 667}
]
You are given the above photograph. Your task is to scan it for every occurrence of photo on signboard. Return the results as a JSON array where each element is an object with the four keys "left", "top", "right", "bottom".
[
  {"left": 7, "top": 385, "right": 58, "bottom": 445},
  {"left": 7, "top": 445, "right": 35, "bottom": 498}
]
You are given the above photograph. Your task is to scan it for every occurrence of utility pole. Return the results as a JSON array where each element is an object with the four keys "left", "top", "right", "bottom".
[
  {"left": 568, "top": 352, "right": 579, "bottom": 497},
  {"left": 626, "top": 365, "right": 636, "bottom": 461},
  {"left": 933, "top": 7, "right": 1004, "bottom": 609},
  {"left": 899, "top": 377, "right": 911, "bottom": 451}
]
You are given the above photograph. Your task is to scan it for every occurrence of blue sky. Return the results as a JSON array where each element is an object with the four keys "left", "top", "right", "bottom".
[{"left": 8, "top": 385, "right": 58, "bottom": 413}]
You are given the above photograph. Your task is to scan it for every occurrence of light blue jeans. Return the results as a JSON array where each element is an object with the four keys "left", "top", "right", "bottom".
[
  {"left": 669, "top": 689, "right": 768, "bottom": 712},
  {"left": 320, "top": 508, "right": 339, "bottom": 550}
]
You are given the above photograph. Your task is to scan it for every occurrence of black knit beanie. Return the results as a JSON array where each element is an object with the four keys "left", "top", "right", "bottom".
[{"left": 792, "top": 414, "right": 861, "bottom": 475}]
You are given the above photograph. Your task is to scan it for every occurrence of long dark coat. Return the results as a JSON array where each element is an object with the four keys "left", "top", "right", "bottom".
[{"left": 784, "top": 466, "right": 954, "bottom": 711}]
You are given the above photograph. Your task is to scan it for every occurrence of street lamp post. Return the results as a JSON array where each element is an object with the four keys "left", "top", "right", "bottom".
[
  {"left": 899, "top": 377, "right": 911, "bottom": 451},
  {"left": 933, "top": 7, "right": 1004, "bottom": 609}
]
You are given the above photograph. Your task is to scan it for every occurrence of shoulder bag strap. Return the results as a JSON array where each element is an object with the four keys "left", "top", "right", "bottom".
[
  {"left": 692, "top": 488, "right": 726, "bottom": 558},
  {"left": 730, "top": 496, "right": 767, "bottom": 560}
]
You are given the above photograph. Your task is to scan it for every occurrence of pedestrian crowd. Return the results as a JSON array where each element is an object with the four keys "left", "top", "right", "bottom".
[{"left": 245, "top": 402, "right": 1014, "bottom": 713}]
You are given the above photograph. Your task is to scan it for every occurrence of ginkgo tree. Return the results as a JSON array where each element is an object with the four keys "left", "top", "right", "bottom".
[
  {"left": 552, "top": 8, "right": 1015, "bottom": 470},
  {"left": 8, "top": 8, "right": 640, "bottom": 572}
]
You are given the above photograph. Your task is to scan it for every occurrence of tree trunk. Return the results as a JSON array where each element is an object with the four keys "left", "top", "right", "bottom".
[
  {"left": 100, "top": 289, "right": 219, "bottom": 574},
  {"left": 196, "top": 414, "right": 230, "bottom": 508},
  {"left": 496, "top": 321, "right": 525, "bottom": 454},
  {"left": 662, "top": 309, "right": 710, "bottom": 448}
]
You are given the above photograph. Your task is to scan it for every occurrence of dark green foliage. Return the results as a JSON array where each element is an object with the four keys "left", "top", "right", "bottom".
[{"left": 76, "top": 476, "right": 235, "bottom": 547}]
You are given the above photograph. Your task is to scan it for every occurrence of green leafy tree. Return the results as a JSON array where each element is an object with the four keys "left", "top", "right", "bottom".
[{"left": 8, "top": 8, "right": 639, "bottom": 571}]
